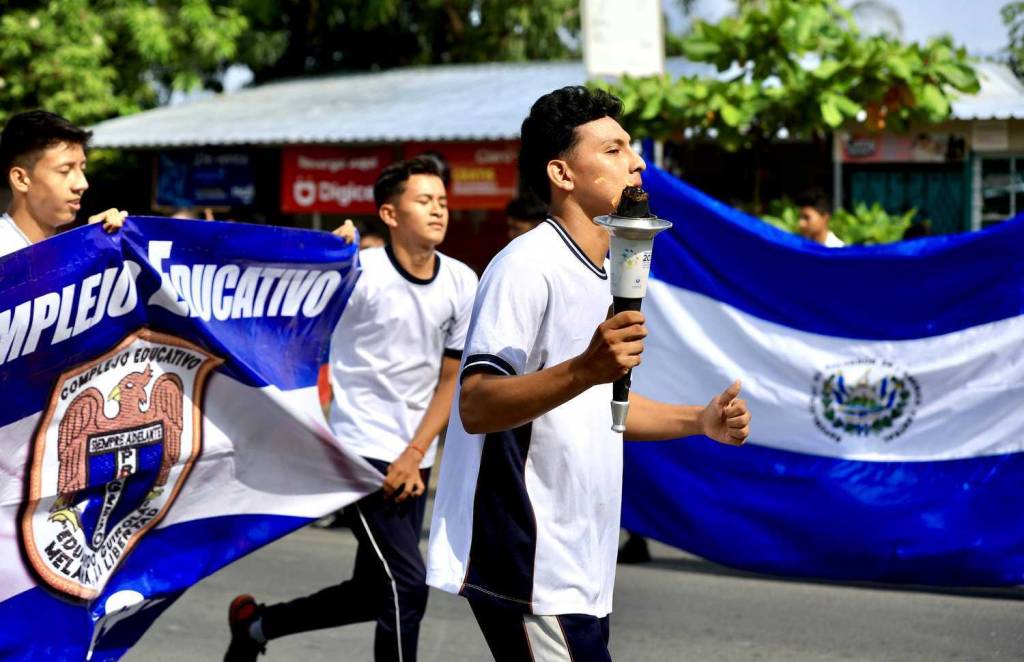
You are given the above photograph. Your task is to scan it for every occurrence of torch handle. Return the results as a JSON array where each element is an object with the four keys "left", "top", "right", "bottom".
[{"left": 610, "top": 296, "right": 643, "bottom": 432}]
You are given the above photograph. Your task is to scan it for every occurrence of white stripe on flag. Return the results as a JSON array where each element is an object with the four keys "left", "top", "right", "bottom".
[
  {"left": 637, "top": 280, "right": 1024, "bottom": 462},
  {"left": 0, "top": 374, "right": 382, "bottom": 603}
]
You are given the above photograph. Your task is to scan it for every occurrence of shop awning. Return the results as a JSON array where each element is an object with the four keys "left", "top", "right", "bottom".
[{"left": 951, "top": 61, "right": 1024, "bottom": 121}]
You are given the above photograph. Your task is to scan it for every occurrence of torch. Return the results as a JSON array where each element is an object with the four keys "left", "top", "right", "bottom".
[{"left": 594, "top": 186, "right": 673, "bottom": 433}]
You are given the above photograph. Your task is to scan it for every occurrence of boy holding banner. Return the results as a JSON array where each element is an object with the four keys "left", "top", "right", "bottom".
[
  {"left": 425, "top": 86, "right": 751, "bottom": 660},
  {"left": 0, "top": 110, "right": 127, "bottom": 257},
  {"left": 227, "top": 156, "right": 478, "bottom": 662}
]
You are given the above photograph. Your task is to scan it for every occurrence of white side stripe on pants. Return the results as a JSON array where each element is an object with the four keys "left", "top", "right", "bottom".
[
  {"left": 356, "top": 504, "right": 404, "bottom": 662},
  {"left": 524, "top": 614, "right": 573, "bottom": 662}
]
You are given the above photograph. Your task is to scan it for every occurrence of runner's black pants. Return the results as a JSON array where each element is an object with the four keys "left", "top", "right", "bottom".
[{"left": 261, "top": 458, "right": 430, "bottom": 662}]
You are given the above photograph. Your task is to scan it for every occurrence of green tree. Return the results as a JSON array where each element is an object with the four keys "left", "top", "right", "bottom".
[
  {"left": 0, "top": 0, "right": 586, "bottom": 124},
  {"left": 0, "top": 0, "right": 743, "bottom": 127},
  {"left": 217, "top": 0, "right": 580, "bottom": 84},
  {"left": 593, "top": 0, "right": 979, "bottom": 207},
  {"left": 0, "top": 0, "right": 248, "bottom": 125},
  {"left": 236, "top": 0, "right": 706, "bottom": 81},
  {"left": 1004, "top": 1, "right": 1024, "bottom": 77}
]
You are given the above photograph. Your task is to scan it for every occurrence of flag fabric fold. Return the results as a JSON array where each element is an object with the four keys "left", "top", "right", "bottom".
[
  {"left": 0, "top": 217, "right": 382, "bottom": 660},
  {"left": 626, "top": 166, "right": 1024, "bottom": 586}
]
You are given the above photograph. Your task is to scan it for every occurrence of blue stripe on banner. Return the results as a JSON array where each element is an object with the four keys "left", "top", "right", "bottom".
[
  {"left": 621, "top": 440, "right": 1024, "bottom": 586},
  {"left": 642, "top": 165, "right": 1024, "bottom": 340},
  {"left": 0, "top": 217, "right": 357, "bottom": 429},
  {"left": 0, "top": 513, "right": 310, "bottom": 661}
]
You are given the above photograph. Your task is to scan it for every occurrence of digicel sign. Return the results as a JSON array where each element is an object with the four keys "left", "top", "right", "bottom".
[
  {"left": 414, "top": 141, "right": 519, "bottom": 210},
  {"left": 280, "top": 146, "right": 394, "bottom": 213}
]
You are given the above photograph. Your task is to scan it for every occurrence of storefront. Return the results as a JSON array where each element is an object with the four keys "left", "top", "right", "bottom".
[
  {"left": 833, "top": 115, "right": 1024, "bottom": 235},
  {"left": 833, "top": 62, "right": 1024, "bottom": 234},
  {"left": 835, "top": 126, "right": 971, "bottom": 234},
  {"left": 276, "top": 140, "right": 519, "bottom": 272},
  {"left": 90, "top": 58, "right": 1024, "bottom": 260},
  {"left": 970, "top": 119, "right": 1024, "bottom": 230}
]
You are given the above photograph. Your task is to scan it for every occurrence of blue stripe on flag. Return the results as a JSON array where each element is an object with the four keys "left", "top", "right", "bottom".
[
  {"left": 622, "top": 439, "right": 1024, "bottom": 586},
  {"left": 0, "top": 513, "right": 310, "bottom": 661},
  {"left": 0, "top": 218, "right": 357, "bottom": 429},
  {"left": 642, "top": 165, "right": 1024, "bottom": 340}
]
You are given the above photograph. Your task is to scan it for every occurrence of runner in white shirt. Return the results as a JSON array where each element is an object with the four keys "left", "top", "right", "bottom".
[
  {"left": 0, "top": 110, "right": 127, "bottom": 259},
  {"left": 227, "top": 156, "right": 478, "bottom": 662},
  {"left": 328, "top": 242, "right": 476, "bottom": 469},
  {"left": 427, "top": 86, "right": 752, "bottom": 661}
]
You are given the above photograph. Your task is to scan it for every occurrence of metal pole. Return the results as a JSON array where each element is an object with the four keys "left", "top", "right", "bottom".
[{"left": 832, "top": 133, "right": 843, "bottom": 212}]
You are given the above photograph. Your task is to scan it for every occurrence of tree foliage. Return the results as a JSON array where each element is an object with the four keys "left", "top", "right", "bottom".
[
  {"left": 0, "top": 0, "right": 585, "bottom": 125},
  {"left": 0, "top": 0, "right": 248, "bottom": 125},
  {"left": 1004, "top": 1, "right": 1024, "bottom": 78},
  {"left": 234, "top": 0, "right": 580, "bottom": 83},
  {"left": 593, "top": 0, "right": 980, "bottom": 150}
]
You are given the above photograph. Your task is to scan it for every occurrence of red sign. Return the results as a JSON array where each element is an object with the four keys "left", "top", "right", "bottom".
[
  {"left": 280, "top": 146, "right": 394, "bottom": 214},
  {"left": 412, "top": 141, "right": 519, "bottom": 210},
  {"left": 838, "top": 132, "right": 962, "bottom": 164}
]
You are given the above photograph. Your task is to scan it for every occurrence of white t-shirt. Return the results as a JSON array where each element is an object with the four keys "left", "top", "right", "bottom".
[
  {"left": 427, "top": 218, "right": 622, "bottom": 618},
  {"left": 825, "top": 231, "right": 845, "bottom": 248},
  {"left": 329, "top": 245, "right": 477, "bottom": 468},
  {"left": 0, "top": 213, "right": 31, "bottom": 258}
]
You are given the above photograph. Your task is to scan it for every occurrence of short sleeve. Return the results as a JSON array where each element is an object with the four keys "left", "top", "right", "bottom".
[
  {"left": 443, "top": 265, "right": 479, "bottom": 358},
  {"left": 460, "top": 253, "right": 547, "bottom": 381}
]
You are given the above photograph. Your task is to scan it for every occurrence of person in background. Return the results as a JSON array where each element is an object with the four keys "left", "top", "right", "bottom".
[
  {"left": 0, "top": 110, "right": 126, "bottom": 258},
  {"left": 359, "top": 224, "right": 387, "bottom": 250},
  {"left": 226, "top": 156, "right": 478, "bottom": 662},
  {"left": 170, "top": 207, "right": 214, "bottom": 221},
  {"left": 504, "top": 192, "right": 547, "bottom": 241},
  {"left": 796, "top": 188, "right": 844, "bottom": 247}
]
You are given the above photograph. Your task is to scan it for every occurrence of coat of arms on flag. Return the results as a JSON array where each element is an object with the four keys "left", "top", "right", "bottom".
[
  {"left": 810, "top": 359, "right": 921, "bottom": 443},
  {"left": 20, "top": 328, "right": 221, "bottom": 600}
]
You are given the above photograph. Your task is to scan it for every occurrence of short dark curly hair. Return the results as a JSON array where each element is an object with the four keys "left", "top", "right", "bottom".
[
  {"left": 373, "top": 155, "right": 445, "bottom": 209},
  {"left": 518, "top": 86, "right": 623, "bottom": 204},
  {"left": 0, "top": 110, "right": 92, "bottom": 187}
]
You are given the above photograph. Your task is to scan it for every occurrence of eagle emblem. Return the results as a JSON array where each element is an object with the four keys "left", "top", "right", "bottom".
[{"left": 20, "top": 329, "right": 221, "bottom": 600}]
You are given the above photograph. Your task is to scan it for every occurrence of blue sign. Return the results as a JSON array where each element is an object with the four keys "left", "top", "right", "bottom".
[{"left": 155, "top": 152, "right": 255, "bottom": 208}]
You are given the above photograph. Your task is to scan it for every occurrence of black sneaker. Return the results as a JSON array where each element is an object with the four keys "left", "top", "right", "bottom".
[{"left": 225, "top": 594, "right": 266, "bottom": 662}]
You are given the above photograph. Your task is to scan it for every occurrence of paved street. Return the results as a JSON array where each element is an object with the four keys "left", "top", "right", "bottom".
[{"left": 127, "top": 519, "right": 1024, "bottom": 661}]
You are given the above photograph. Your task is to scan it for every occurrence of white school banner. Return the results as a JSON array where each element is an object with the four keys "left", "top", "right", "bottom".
[{"left": 0, "top": 218, "right": 381, "bottom": 660}]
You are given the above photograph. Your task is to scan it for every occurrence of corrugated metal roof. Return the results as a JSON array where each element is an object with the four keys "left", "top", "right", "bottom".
[
  {"left": 89, "top": 59, "right": 710, "bottom": 148},
  {"left": 89, "top": 58, "right": 1023, "bottom": 149},
  {"left": 950, "top": 61, "right": 1024, "bottom": 121}
]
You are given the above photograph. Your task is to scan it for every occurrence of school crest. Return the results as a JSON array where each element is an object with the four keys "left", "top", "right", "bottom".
[
  {"left": 20, "top": 329, "right": 221, "bottom": 600},
  {"left": 810, "top": 358, "right": 921, "bottom": 443}
]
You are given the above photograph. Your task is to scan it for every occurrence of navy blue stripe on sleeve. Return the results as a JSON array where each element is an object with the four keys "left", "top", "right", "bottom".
[{"left": 461, "top": 353, "right": 517, "bottom": 382}]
